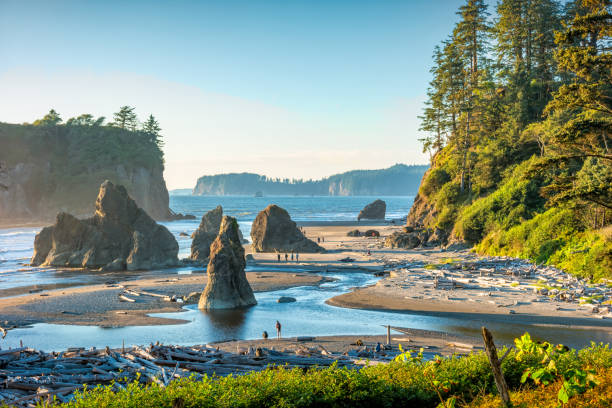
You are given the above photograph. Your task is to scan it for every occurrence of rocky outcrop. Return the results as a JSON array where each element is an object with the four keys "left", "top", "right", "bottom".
[
  {"left": 0, "top": 162, "right": 173, "bottom": 222},
  {"left": 190, "top": 206, "right": 247, "bottom": 262},
  {"left": 357, "top": 199, "right": 386, "bottom": 221},
  {"left": 190, "top": 206, "right": 224, "bottom": 262},
  {"left": 384, "top": 227, "right": 446, "bottom": 249},
  {"left": 0, "top": 122, "right": 176, "bottom": 223},
  {"left": 31, "top": 180, "right": 178, "bottom": 270},
  {"left": 198, "top": 216, "right": 257, "bottom": 310},
  {"left": 347, "top": 229, "right": 362, "bottom": 237},
  {"left": 364, "top": 229, "right": 380, "bottom": 237},
  {"left": 250, "top": 205, "right": 324, "bottom": 253},
  {"left": 385, "top": 231, "right": 422, "bottom": 249}
]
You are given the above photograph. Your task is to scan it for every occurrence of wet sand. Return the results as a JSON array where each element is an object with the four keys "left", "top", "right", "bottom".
[
  {"left": 0, "top": 272, "right": 329, "bottom": 328},
  {"left": 213, "top": 328, "right": 484, "bottom": 357},
  {"left": 2, "top": 221, "right": 610, "bottom": 340}
]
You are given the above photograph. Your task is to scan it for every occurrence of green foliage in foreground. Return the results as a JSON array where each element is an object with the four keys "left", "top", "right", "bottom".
[{"left": 33, "top": 340, "right": 611, "bottom": 408}]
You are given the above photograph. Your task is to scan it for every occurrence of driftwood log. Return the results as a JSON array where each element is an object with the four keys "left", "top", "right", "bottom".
[{"left": 0, "top": 341, "right": 399, "bottom": 406}]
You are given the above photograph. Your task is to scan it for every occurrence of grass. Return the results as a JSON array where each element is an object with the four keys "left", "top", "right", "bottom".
[{"left": 22, "top": 340, "right": 611, "bottom": 408}]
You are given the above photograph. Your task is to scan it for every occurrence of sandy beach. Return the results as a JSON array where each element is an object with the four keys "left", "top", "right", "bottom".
[
  {"left": 1, "top": 221, "right": 610, "bottom": 340},
  {"left": 0, "top": 271, "right": 329, "bottom": 328}
]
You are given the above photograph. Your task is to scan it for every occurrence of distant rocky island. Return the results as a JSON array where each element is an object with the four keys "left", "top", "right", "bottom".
[
  {"left": 0, "top": 110, "right": 178, "bottom": 223},
  {"left": 192, "top": 164, "right": 428, "bottom": 196}
]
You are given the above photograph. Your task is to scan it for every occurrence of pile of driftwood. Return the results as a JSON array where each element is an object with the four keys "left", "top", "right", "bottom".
[{"left": 0, "top": 342, "right": 391, "bottom": 406}]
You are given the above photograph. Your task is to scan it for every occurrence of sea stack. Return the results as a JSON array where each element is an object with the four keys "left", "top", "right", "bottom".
[
  {"left": 31, "top": 180, "right": 179, "bottom": 270},
  {"left": 190, "top": 205, "right": 224, "bottom": 262},
  {"left": 198, "top": 216, "right": 256, "bottom": 310},
  {"left": 357, "top": 199, "right": 386, "bottom": 221},
  {"left": 250, "top": 204, "right": 324, "bottom": 253}
]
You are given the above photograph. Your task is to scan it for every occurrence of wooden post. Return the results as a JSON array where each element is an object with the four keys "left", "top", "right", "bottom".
[
  {"left": 481, "top": 327, "right": 510, "bottom": 406},
  {"left": 386, "top": 325, "right": 391, "bottom": 345}
]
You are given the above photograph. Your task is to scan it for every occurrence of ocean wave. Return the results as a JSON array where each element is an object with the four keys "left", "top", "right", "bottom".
[{"left": 0, "top": 231, "right": 37, "bottom": 237}]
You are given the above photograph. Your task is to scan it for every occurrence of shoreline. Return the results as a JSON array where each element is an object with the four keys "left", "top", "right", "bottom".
[
  {"left": 0, "top": 271, "right": 331, "bottom": 329},
  {"left": 1, "top": 223, "right": 610, "bottom": 347}
]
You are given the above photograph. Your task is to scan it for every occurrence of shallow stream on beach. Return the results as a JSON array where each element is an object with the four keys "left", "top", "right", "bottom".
[
  {"left": 1, "top": 196, "right": 610, "bottom": 351},
  {"left": 1, "top": 268, "right": 610, "bottom": 351}
]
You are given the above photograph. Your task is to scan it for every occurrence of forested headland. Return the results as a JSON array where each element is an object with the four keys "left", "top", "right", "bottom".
[
  {"left": 410, "top": 0, "right": 611, "bottom": 279},
  {"left": 193, "top": 164, "right": 428, "bottom": 196},
  {"left": 0, "top": 107, "right": 174, "bottom": 221}
]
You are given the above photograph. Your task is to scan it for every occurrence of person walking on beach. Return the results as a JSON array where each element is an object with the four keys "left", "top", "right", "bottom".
[
  {"left": 284, "top": 253, "right": 288, "bottom": 262},
  {"left": 277, "top": 253, "right": 281, "bottom": 262},
  {"left": 291, "top": 251, "right": 294, "bottom": 261},
  {"left": 296, "top": 253, "right": 299, "bottom": 262},
  {"left": 275, "top": 320, "right": 282, "bottom": 339},
  {"left": 317, "top": 237, "right": 320, "bottom": 243},
  {"left": 322, "top": 237, "right": 325, "bottom": 243}
]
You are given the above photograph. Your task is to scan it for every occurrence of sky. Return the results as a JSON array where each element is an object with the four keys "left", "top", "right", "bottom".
[{"left": 0, "top": 0, "right": 471, "bottom": 189}]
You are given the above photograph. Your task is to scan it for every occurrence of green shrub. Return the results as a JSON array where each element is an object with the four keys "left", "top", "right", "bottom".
[
  {"left": 38, "top": 338, "right": 610, "bottom": 408},
  {"left": 477, "top": 207, "right": 612, "bottom": 280}
]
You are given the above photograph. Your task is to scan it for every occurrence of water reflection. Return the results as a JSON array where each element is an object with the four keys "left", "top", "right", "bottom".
[
  {"left": 201, "top": 308, "right": 250, "bottom": 340},
  {"left": 2, "top": 271, "right": 610, "bottom": 351}
]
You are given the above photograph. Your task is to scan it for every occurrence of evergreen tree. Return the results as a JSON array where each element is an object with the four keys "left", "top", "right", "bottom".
[
  {"left": 33, "top": 109, "right": 62, "bottom": 126},
  {"left": 111, "top": 106, "right": 138, "bottom": 130},
  {"left": 142, "top": 114, "right": 164, "bottom": 148},
  {"left": 537, "top": 0, "right": 611, "bottom": 209}
]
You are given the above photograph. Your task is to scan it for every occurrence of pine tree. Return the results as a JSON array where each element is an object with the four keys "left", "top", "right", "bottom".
[
  {"left": 33, "top": 109, "right": 62, "bottom": 126},
  {"left": 142, "top": 114, "right": 164, "bottom": 148},
  {"left": 537, "top": 0, "right": 612, "bottom": 209},
  {"left": 111, "top": 106, "right": 138, "bottom": 130},
  {"left": 453, "top": 0, "right": 491, "bottom": 193}
]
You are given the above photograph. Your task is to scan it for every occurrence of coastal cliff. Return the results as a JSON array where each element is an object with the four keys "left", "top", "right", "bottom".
[
  {"left": 0, "top": 121, "right": 172, "bottom": 223},
  {"left": 193, "top": 164, "right": 428, "bottom": 196}
]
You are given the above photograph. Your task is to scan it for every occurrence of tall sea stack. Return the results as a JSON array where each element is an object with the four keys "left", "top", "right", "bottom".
[
  {"left": 198, "top": 216, "right": 256, "bottom": 310},
  {"left": 250, "top": 204, "right": 324, "bottom": 253}
]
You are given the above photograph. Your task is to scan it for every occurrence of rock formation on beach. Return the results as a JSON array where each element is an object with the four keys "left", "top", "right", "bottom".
[
  {"left": 0, "top": 122, "right": 194, "bottom": 224},
  {"left": 198, "top": 216, "right": 257, "bottom": 310},
  {"left": 250, "top": 205, "right": 324, "bottom": 253},
  {"left": 191, "top": 206, "right": 247, "bottom": 262},
  {"left": 31, "top": 180, "right": 179, "bottom": 270},
  {"left": 384, "top": 226, "right": 445, "bottom": 249},
  {"left": 190, "top": 205, "right": 224, "bottom": 262},
  {"left": 357, "top": 199, "right": 386, "bottom": 221}
]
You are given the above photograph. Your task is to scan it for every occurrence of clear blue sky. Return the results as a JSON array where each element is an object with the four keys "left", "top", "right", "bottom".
[{"left": 0, "top": 0, "right": 477, "bottom": 188}]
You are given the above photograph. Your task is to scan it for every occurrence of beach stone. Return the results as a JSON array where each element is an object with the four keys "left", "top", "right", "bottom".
[
  {"left": 250, "top": 204, "right": 324, "bottom": 253},
  {"left": 277, "top": 296, "right": 296, "bottom": 303},
  {"left": 198, "top": 216, "right": 257, "bottom": 310},
  {"left": 30, "top": 180, "right": 179, "bottom": 270},
  {"left": 357, "top": 199, "right": 386, "bottom": 221},
  {"left": 384, "top": 231, "right": 421, "bottom": 249},
  {"left": 364, "top": 229, "right": 380, "bottom": 237},
  {"left": 190, "top": 205, "right": 223, "bottom": 262},
  {"left": 347, "top": 229, "right": 362, "bottom": 237}
]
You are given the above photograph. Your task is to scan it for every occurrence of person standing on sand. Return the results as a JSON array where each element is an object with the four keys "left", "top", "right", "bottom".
[
  {"left": 285, "top": 253, "right": 288, "bottom": 262},
  {"left": 296, "top": 253, "right": 299, "bottom": 262},
  {"left": 291, "top": 251, "right": 294, "bottom": 261},
  {"left": 275, "top": 320, "right": 282, "bottom": 339},
  {"left": 317, "top": 237, "right": 320, "bottom": 243},
  {"left": 277, "top": 253, "right": 281, "bottom": 262}
]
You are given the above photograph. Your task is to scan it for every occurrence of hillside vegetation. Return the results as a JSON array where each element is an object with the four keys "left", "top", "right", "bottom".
[
  {"left": 410, "top": 0, "right": 611, "bottom": 280},
  {"left": 0, "top": 107, "right": 172, "bottom": 221},
  {"left": 193, "top": 164, "right": 428, "bottom": 196}
]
